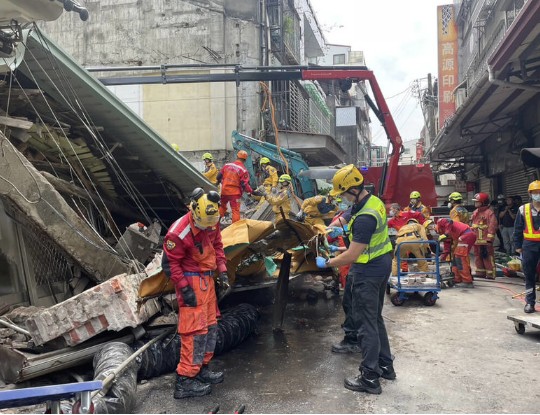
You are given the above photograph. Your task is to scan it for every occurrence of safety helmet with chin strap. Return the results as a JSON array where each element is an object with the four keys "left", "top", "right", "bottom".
[{"left": 189, "top": 188, "right": 221, "bottom": 229}]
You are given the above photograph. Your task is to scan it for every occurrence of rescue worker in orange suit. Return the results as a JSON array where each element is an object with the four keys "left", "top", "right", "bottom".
[
  {"left": 436, "top": 218, "right": 477, "bottom": 288},
  {"left": 202, "top": 153, "right": 218, "bottom": 185},
  {"left": 216, "top": 150, "right": 263, "bottom": 223},
  {"left": 161, "top": 188, "right": 230, "bottom": 399},
  {"left": 391, "top": 219, "right": 429, "bottom": 276},
  {"left": 404, "top": 191, "right": 431, "bottom": 219},
  {"left": 264, "top": 174, "right": 292, "bottom": 221},
  {"left": 470, "top": 192, "right": 498, "bottom": 279},
  {"left": 296, "top": 194, "right": 338, "bottom": 228},
  {"left": 513, "top": 180, "right": 540, "bottom": 314},
  {"left": 448, "top": 192, "right": 470, "bottom": 223}
]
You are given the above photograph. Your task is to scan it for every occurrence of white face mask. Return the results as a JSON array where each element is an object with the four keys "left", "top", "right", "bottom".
[
  {"left": 532, "top": 194, "right": 540, "bottom": 202},
  {"left": 447, "top": 202, "right": 452, "bottom": 209}
]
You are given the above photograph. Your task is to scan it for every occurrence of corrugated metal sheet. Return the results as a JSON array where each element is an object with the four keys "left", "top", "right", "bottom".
[{"left": 18, "top": 29, "right": 212, "bottom": 224}]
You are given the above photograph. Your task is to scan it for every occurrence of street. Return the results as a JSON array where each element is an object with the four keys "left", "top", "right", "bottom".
[{"left": 135, "top": 277, "right": 540, "bottom": 414}]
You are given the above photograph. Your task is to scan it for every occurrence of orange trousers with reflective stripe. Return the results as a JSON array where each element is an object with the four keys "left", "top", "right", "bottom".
[
  {"left": 176, "top": 275, "right": 218, "bottom": 377},
  {"left": 473, "top": 243, "right": 496, "bottom": 278}
]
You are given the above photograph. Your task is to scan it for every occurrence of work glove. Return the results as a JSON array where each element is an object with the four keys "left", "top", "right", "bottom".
[
  {"left": 326, "top": 227, "right": 343, "bottom": 239},
  {"left": 180, "top": 285, "right": 197, "bottom": 307},
  {"left": 295, "top": 210, "right": 306, "bottom": 222},
  {"left": 217, "top": 272, "right": 230, "bottom": 290},
  {"left": 251, "top": 189, "right": 264, "bottom": 197},
  {"left": 328, "top": 245, "right": 341, "bottom": 253},
  {"left": 316, "top": 256, "right": 329, "bottom": 268}
]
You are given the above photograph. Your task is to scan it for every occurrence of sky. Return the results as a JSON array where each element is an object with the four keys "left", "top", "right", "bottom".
[{"left": 309, "top": 0, "right": 452, "bottom": 146}]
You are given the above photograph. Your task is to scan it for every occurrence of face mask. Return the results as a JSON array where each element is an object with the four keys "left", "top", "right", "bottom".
[
  {"left": 388, "top": 210, "right": 396, "bottom": 217},
  {"left": 532, "top": 194, "right": 540, "bottom": 202},
  {"left": 447, "top": 202, "right": 452, "bottom": 209}
]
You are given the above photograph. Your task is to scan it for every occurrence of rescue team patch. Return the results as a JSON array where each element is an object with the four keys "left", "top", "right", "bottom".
[{"left": 165, "top": 239, "right": 176, "bottom": 250}]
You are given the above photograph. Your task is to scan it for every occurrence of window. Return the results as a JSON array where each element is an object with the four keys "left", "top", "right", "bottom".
[{"left": 333, "top": 54, "right": 346, "bottom": 65}]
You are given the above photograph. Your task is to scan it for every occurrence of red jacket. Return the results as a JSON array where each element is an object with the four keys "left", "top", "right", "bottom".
[
  {"left": 471, "top": 206, "right": 498, "bottom": 244},
  {"left": 438, "top": 220, "right": 474, "bottom": 255},
  {"left": 162, "top": 212, "right": 227, "bottom": 290},
  {"left": 219, "top": 160, "right": 253, "bottom": 197},
  {"left": 388, "top": 210, "right": 425, "bottom": 231}
]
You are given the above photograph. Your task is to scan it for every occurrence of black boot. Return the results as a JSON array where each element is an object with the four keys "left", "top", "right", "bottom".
[
  {"left": 380, "top": 363, "right": 396, "bottom": 380},
  {"left": 331, "top": 338, "right": 362, "bottom": 354},
  {"left": 524, "top": 303, "right": 536, "bottom": 313},
  {"left": 344, "top": 370, "right": 382, "bottom": 394},
  {"left": 196, "top": 365, "right": 224, "bottom": 384},
  {"left": 174, "top": 374, "right": 211, "bottom": 399}
]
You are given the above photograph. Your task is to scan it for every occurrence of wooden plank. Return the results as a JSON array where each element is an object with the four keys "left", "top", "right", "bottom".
[{"left": 0, "top": 115, "right": 33, "bottom": 130}]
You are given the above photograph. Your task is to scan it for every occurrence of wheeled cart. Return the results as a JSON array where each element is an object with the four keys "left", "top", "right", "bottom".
[
  {"left": 387, "top": 240, "right": 441, "bottom": 306},
  {"left": 507, "top": 313, "right": 540, "bottom": 335}
]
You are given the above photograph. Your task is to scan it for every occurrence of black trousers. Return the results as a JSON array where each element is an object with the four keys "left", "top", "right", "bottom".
[
  {"left": 522, "top": 244, "right": 540, "bottom": 305},
  {"left": 348, "top": 256, "right": 393, "bottom": 376}
]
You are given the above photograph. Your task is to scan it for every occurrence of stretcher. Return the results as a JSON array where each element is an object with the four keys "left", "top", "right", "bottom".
[{"left": 387, "top": 240, "right": 441, "bottom": 306}]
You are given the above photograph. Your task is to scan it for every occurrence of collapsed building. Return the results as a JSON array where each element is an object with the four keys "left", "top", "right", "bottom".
[{"left": 0, "top": 27, "right": 330, "bottom": 406}]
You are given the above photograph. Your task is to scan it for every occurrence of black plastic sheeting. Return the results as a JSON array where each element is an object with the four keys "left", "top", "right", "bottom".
[
  {"left": 92, "top": 342, "right": 138, "bottom": 414},
  {"left": 136, "top": 303, "right": 260, "bottom": 380}
]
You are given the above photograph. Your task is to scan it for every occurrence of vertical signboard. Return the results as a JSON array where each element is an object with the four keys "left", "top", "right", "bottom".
[{"left": 437, "top": 4, "right": 458, "bottom": 129}]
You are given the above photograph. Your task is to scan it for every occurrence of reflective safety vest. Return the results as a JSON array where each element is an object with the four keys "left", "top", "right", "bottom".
[
  {"left": 523, "top": 203, "right": 540, "bottom": 241},
  {"left": 348, "top": 195, "right": 393, "bottom": 264}
]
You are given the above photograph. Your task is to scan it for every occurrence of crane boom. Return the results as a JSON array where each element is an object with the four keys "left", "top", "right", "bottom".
[{"left": 90, "top": 64, "right": 432, "bottom": 206}]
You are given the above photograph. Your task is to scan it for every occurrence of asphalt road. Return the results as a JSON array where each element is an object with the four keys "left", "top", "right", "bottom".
[{"left": 135, "top": 276, "right": 540, "bottom": 414}]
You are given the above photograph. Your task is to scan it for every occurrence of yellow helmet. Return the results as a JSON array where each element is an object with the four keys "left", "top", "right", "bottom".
[
  {"left": 279, "top": 174, "right": 292, "bottom": 183},
  {"left": 448, "top": 192, "right": 462, "bottom": 201},
  {"left": 330, "top": 164, "right": 364, "bottom": 197},
  {"left": 423, "top": 219, "right": 434, "bottom": 229},
  {"left": 202, "top": 152, "right": 213, "bottom": 161},
  {"left": 171, "top": 143, "right": 180, "bottom": 152},
  {"left": 189, "top": 188, "right": 221, "bottom": 229},
  {"left": 410, "top": 191, "right": 421, "bottom": 199},
  {"left": 528, "top": 180, "right": 540, "bottom": 192},
  {"left": 260, "top": 157, "right": 271, "bottom": 165}
]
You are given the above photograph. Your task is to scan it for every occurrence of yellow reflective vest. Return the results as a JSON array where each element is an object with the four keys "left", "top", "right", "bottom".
[{"left": 348, "top": 195, "right": 393, "bottom": 264}]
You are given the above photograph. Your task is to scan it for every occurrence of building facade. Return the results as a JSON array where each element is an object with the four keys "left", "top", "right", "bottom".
[
  {"left": 40, "top": 0, "right": 350, "bottom": 170},
  {"left": 427, "top": 0, "right": 540, "bottom": 203}
]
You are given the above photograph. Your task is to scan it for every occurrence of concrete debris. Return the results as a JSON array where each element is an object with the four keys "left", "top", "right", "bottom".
[{"left": 24, "top": 273, "right": 161, "bottom": 347}]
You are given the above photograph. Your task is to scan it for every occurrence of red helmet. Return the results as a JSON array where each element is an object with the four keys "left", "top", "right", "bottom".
[
  {"left": 436, "top": 218, "right": 453, "bottom": 233},
  {"left": 472, "top": 192, "right": 490, "bottom": 206},
  {"left": 237, "top": 150, "right": 248, "bottom": 160}
]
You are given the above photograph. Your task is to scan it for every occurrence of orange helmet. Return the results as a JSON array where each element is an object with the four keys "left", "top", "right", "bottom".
[
  {"left": 237, "top": 150, "right": 248, "bottom": 160},
  {"left": 472, "top": 192, "right": 490, "bottom": 206}
]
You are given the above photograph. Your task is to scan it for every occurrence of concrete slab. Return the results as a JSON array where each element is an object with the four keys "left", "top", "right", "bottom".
[
  {"left": 25, "top": 273, "right": 161, "bottom": 346},
  {"left": 134, "top": 277, "right": 540, "bottom": 413}
]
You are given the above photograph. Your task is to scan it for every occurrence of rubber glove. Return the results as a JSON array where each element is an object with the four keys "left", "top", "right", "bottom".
[
  {"left": 316, "top": 256, "right": 329, "bottom": 268},
  {"left": 328, "top": 245, "right": 341, "bottom": 253},
  {"left": 326, "top": 227, "right": 343, "bottom": 238},
  {"left": 180, "top": 286, "right": 197, "bottom": 307}
]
